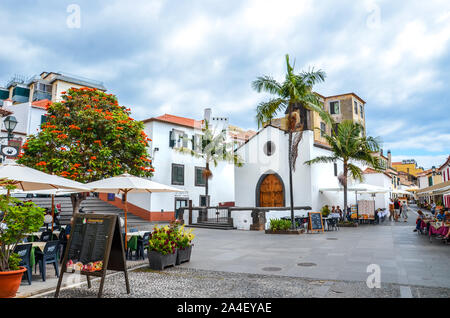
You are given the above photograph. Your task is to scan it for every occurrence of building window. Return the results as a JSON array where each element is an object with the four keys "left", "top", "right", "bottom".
[
  {"left": 320, "top": 122, "right": 326, "bottom": 137},
  {"left": 195, "top": 167, "right": 206, "bottom": 187},
  {"left": 172, "top": 164, "right": 184, "bottom": 185},
  {"left": 40, "top": 115, "right": 48, "bottom": 125},
  {"left": 192, "top": 134, "right": 203, "bottom": 152},
  {"left": 199, "top": 195, "right": 210, "bottom": 207},
  {"left": 334, "top": 163, "right": 338, "bottom": 176},
  {"left": 360, "top": 105, "right": 364, "bottom": 118},
  {"left": 263, "top": 141, "right": 276, "bottom": 156},
  {"left": 169, "top": 129, "right": 186, "bottom": 148},
  {"left": 329, "top": 101, "right": 340, "bottom": 115},
  {"left": 354, "top": 101, "right": 358, "bottom": 115},
  {"left": 428, "top": 176, "right": 433, "bottom": 187}
]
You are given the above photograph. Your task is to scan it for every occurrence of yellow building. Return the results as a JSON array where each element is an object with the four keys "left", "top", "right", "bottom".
[{"left": 391, "top": 160, "right": 424, "bottom": 177}]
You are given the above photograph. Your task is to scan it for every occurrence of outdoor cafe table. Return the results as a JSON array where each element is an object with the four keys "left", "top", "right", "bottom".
[{"left": 428, "top": 221, "right": 450, "bottom": 237}]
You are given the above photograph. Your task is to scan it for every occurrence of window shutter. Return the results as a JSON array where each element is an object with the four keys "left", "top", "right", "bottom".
[
  {"left": 169, "top": 130, "right": 175, "bottom": 148},
  {"left": 182, "top": 133, "right": 188, "bottom": 148}
]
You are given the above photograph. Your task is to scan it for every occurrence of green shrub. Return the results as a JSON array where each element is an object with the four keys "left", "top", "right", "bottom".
[
  {"left": 269, "top": 219, "right": 292, "bottom": 231},
  {"left": 321, "top": 205, "right": 330, "bottom": 217}
]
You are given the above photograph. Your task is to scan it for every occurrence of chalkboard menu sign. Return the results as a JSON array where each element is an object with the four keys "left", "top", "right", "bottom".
[
  {"left": 55, "top": 213, "right": 130, "bottom": 298},
  {"left": 308, "top": 212, "right": 324, "bottom": 233}
]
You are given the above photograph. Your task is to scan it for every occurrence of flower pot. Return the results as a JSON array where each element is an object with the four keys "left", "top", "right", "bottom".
[
  {"left": 176, "top": 246, "right": 192, "bottom": 265},
  {"left": 148, "top": 250, "right": 177, "bottom": 270},
  {"left": 0, "top": 267, "right": 27, "bottom": 298}
]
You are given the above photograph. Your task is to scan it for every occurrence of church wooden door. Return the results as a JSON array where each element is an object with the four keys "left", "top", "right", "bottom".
[{"left": 259, "top": 174, "right": 284, "bottom": 207}]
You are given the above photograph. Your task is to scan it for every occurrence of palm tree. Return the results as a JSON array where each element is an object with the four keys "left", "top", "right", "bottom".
[
  {"left": 176, "top": 120, "right": 243, "bottom": 207},
  {"left": 253, "top": 54, "right": 333, "bottom": 229},
  {"left": 304, "top": 120, "right": 383, "bottom": 215}
]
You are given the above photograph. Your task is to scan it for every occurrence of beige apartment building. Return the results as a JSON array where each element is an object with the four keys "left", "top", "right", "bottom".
[
  {"left": 0, "top": 71, "right": 106, "bottom": 106},
  {"left": 268, "top": 92, "right": 366, "bottom": 146}
]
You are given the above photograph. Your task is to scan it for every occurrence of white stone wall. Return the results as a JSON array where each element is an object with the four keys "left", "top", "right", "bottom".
[{"left": 231, "top": 210, "right": 253, "bottom": 230}]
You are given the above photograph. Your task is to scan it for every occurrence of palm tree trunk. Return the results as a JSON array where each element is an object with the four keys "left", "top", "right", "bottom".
[
  {"left": 205, "top": 162, "right": 209, "bottom": 205},
  {"left": 288, "top": 105, "right": 295, "bottom": 229},
  {"left": 343, "top": 161, "right": 348, "bottom": 221},
  {"left": 288, "top": 130, "right": 295, "bottom": 229}
]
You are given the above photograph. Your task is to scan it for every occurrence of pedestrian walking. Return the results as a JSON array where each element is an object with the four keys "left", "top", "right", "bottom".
[
  {"left": 389, "top": 199, "right": 395, "bottom": 221},
  {"left": 394, "top": 199, "right": 400, "bottom": 222},
  {"left": 402, "top": 201, "right": 408, "bottom": 222}
]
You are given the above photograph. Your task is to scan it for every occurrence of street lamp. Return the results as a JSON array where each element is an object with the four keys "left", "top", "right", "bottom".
[{"left": 4, "top": 116, "right": 18, "bottom": 141}]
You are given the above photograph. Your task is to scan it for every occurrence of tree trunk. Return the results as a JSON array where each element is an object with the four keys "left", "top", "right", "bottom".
[
  {"left": 71, "top": 192, "right": 87, "bottom": 215},
  {"left": 343, "top": 161, "right": 348, "bottom": 221},
  {"left": 288, "top": 107, "right": 295, "bottom": 229},
  {"left": 205, "top": 162, "right": 209, "bottom": 203}
]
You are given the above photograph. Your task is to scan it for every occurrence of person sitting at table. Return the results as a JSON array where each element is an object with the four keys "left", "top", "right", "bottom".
[
  {"left": 336, "top": 206, "right": 343, "bottom": 220},
  {"left": 65, "top": 217, "right": 74, "bottom": 239},
  {"left": 413, "top": 210, "right": 425, "bottom": 232},
  {"left": 436, "top": 209, "right": 446, "bottom": 221}
]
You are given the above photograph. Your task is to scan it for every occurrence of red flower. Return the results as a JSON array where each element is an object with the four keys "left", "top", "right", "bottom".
[{"left": 91, "top": 156, "right": 97, "bottom": 160}]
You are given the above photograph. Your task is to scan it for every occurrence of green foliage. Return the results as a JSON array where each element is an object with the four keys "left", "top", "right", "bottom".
[
  {"left": 269, "top": 219, "right": 292, "bottom": 231},
  {"left": 8, "top": 253, "right": 20, "bottom": 271},
  {"left": 0, "top": 194, "right": 45, "bottom": 271},
  {"left": 253, "top": 54, "right": 332, "bottom": 130},
  {"left": 18, "top": 87, "right": 154, "bottom": 183}
]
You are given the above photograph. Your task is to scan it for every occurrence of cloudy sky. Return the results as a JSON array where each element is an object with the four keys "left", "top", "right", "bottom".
[{"left": 0, "top": 0, "right": 449, "bottom": 169}]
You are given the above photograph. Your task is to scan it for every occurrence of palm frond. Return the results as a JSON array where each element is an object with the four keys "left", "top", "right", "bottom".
[
  {"left": 255, "top": 98, "right": 286, "bottom": 128},
  {"left": 252, "top": 76, "right": 282, "bottom": 94},
  {"left": 304, "top": 156, "right": 338, "bottom": 166}
]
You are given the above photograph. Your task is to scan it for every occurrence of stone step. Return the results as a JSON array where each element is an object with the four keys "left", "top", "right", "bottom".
[
  {"left": 21, "top": 196, "right": 151, "bottom": 227},
  {"left": 187, "top": 223, "right": 236, "bottom": 230}
]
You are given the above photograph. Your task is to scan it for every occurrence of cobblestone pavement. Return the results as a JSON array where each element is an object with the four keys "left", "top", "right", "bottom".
[{"left": 43, "top": 267, "right": 450, "bottom": 298}]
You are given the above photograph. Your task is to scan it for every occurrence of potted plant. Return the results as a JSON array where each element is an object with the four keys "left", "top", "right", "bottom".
[
  {"left": 172, "top": 222, "right": 195, "bottom": 265},
  {"left": 147, "top": 225, "right": 177, "bottom": 270},
  {"left": 0, "top": 191, "right": 44, "bottom": 297}
]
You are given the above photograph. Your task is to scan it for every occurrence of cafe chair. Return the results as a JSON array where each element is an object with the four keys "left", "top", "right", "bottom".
[
  {"left": 127, "top": 235, "right": 138, "bottom": 260},
  {"left": 40, "top": 231, "right": 53, "bottom": 242},
  {"left": 137, "top": 232, "right": 151, "bottom": 260},
  {"left": 14, "top": 243, "right": 33, "bottom": 285},
  {"left": 35, "top": 241, "right": 60, "bottom": 281}
]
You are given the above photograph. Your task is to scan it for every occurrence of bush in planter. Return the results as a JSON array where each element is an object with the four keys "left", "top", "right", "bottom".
[
  {"left": 172, "top": 224, "right": 195, "bottom": 265},
  {"left": 147, "top": 225, "right": 178, "bottom": 270},
  {"left": 0, "top": 190, "right": 44, "bottom": 297},
  {"left": 269, "top": 219, "right": 292, "bottom": 232}
]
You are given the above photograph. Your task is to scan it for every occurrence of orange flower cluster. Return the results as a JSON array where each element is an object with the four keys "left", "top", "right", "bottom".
[
  {"left": 91, "top": 156, "right": 97, "bottom": 160},
  {"left": 60, "top": 171, "right": 70, "bottom": 177},
  {"left": 94, "top": 140, "right": 102, "bottom": 146},
  {"left": 57, "top": 134, "right": 68, "bottom": 139},
  {"left": 116, "top": 127, "right": 124, "bottom": 130},
  {"left": 51, "top": 130, "right": 63, "bottom": 134},
  {"left": 36, "top": 161, "right": 47, "bottom": 166},
  {"left": 69, "top": 124, "right": 81, "bottom": 130},
  {"left": 104, "top": 115, "right": 113, "bottom": 120},
  {"left": 64, "top": 113, "right": 70, "bottom": 117}
]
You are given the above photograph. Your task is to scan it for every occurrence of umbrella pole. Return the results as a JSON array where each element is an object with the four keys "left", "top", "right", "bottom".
[
  {"left": 51, "top": 194, "right": 55, "bottom": 233},
  {"left": 124, "top": 191, "right": 128, "bottom": 251}
]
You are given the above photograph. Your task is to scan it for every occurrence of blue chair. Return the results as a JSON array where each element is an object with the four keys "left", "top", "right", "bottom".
[
  {"left": 35, "top": 241, "right": 60, "bottom": 281},
  {"left": 14, "top": 244, "right": 32, "bottom": 285}
]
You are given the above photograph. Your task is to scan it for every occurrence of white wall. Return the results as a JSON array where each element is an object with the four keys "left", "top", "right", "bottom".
[
  {"left": 127, "top": 119, "right": 236, "bottom": 213},
  {"left": 234, "top": 127, "right": 360, "bottom": 212}
]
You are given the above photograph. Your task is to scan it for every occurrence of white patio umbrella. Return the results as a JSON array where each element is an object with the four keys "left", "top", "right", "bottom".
[
  {"left": 0, "top": 163, "right": 90, "bottom": 193},
  {"left": 85, "top": 173, "right": 183, "bottom": 249},
  {"left": 0, "top": 163, "right": 91, "bottom": 233}
]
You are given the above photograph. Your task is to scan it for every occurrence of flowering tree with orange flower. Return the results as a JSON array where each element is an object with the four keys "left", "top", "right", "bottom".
[{"left": 18, "top": 87, "right": 154, "bottom": 214}]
